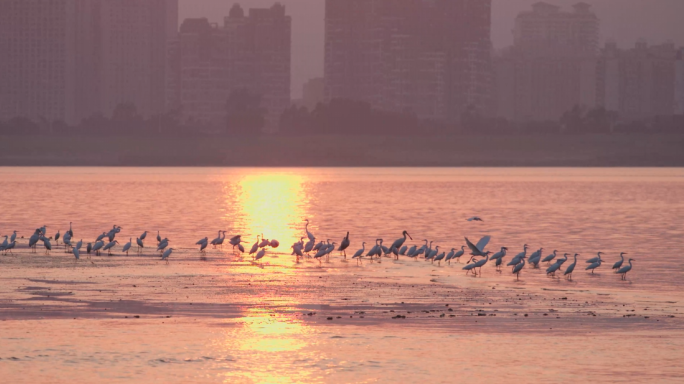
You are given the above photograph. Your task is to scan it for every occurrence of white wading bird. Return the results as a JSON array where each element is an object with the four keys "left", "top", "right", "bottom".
[
  {"left": 513, "top": 257, "right": 526, "bottom": 280},
  {"left": 616, "top": 259, "right": 635, "bottom": 280},
  {"left": 161, "top": 248, "right": 174, "bottom": 264},
  {"left": 541, "top": 250, "right": 557, "bottom": 264},
  {"left": 122, "top": 238, "right": 132, "bottom": 255},
  {"left": 304, "top": 219, "right": 316, "bottom": 242},
  {"left": 563, "top": 254, "right": 579, "bottom": 280},
  {"left": 464, "top": 235, "right": 491, "bottom": 262},
  {"left": 452, "top": 246, "right": 466, "bottom": 263},
  {"left": 352, "top": 242, "right": 366, "bottom": 263},
  {"left": 103, "top": 240, "right": 118, "bottom": 256},
  {"left": 612, "top": 252, "right": 627, "bottom": 271},
  {"left": 586, "top": 252, "right": 605, "bottom": 264},
  {"left": 586, "top": 255, "right": 603, "bottom": 274},
  {"left": 463, "top": 252, "right": 491, "bottom": 276},
  {"left": 338, "top": 232, "right": 350, "bottom": 257}
]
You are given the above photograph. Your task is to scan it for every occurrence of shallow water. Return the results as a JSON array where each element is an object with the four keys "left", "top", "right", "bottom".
[{"left": 1, "top": 167, "right": 683, "bottom": 383}]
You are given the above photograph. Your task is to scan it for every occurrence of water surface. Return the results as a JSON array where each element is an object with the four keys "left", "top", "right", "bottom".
[{"left": 0, "top": 167, "right": 683, "bottom": 383}]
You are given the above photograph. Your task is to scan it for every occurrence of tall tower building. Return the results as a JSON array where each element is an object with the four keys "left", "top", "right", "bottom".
[
  {"left": 598, "top": 42, "right": 677, "bottom": 121},
  {"left": 0, "top": 0, "right": 178, "bottom": 125},
  {"left": 324, "top": 0, "right": 492, "bottom": 123},
  {"left": 175, "top": 3, "right": 291, "bottom": 130},
  {"left": 99, "top": 0, "right": 178, "bottom": 118},
  {"left": 323, "top": 0, "right": 376, "bottom": 104},
  {"left": 0, "top": 0, "right": 99, "bottom": 125},
  {"left": 513, "top": 2, "right": 598, "bottom": 55},
  {"left": 676, "top": 49, "right": 684, "bottom": 116},
  {"left": 494, "top": 2, "right": 600, "bottom": 121}
]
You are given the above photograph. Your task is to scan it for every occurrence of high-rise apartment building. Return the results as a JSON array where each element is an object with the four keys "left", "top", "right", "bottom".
[
  {"left": 0, "top": 0, "right": 178, "bottom": 125},
  {"left": 325, "top": 0, "right": 376, "bottom": 102},
  {"left": 494, "top": 2, "right": 599, "bottom": 121},
  {"left": 513, "top": 2, "right": 598, "bottom": 55},
  {"left": 675, "top": 49, "right": 684, "bottom": 116},
  {"left": 301, "top": 78, "right": 325, "bottom": 111},
  {"left": 324, "top": 0, "right": 492, "bottom": 123},
  {"left": 0, "top": 0, "right": 99, "bottom": 125},
  {"left": 598, "top": 42, "right": 678, "bottom": 121},
  {"left": 173, "top": 4, "right": 291, "bottom": 130},
  {"left": 99, "top": 0, "right": 178, "bottom": 119}
]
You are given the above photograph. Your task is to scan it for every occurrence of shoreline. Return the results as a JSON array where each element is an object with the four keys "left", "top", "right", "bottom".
[
  {"left": 1, "top": 249, "right": 680, "bottom": 331},
  {"left": 2, "top": 133, "right": 684, "bottom": 167}
]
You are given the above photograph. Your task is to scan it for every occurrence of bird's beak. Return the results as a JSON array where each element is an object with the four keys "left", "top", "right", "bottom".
[{"left": 407, "top": 232, "right": 413, "bottom": 240}]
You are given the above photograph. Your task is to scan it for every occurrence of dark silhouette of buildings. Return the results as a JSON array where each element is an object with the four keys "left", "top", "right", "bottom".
[
  {"left": 324, "top": 0, "right": 493, "bottom": 123},
  {"left": 598, "top": 42, "right": 679, "bottom": 121},
  {"left": 0, "top": 0, "right": 177, "bottom": 126},
  {"left": 495, "top": 2, "right": 683, "bottom": 123},
  {"left": 494, "top": 2, "right": 599, "bottom": 122},
  {"left": 171, "top": 4, "right": 291, "bottom": 130}
]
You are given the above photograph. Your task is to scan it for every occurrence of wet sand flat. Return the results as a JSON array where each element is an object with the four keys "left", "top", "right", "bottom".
[{"left": 1, "top": 248, "right": 683, "bottom": 383}]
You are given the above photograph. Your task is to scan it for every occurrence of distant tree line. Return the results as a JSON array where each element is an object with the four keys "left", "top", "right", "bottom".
[
  {"left": 0, "top": 88, "right": 268, "bottom": 137},
  {"left": 1, "top": 93, "right": 683, "bottom": 137},
  {"left": 279, "top": 99, "right": 436, "bottom": 136},
  {"left": 280, "top": 100, "right": 684, "bottom": 136}
]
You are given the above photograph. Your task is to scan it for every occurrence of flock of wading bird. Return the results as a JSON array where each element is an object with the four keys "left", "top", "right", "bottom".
[{"left": 0, "top": 217, "right": 636, "bottom": 280}]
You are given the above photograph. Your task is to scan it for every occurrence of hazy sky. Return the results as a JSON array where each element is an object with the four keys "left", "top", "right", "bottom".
[{"left": 180, "top": 0, "right": 684, "bottom": 98}]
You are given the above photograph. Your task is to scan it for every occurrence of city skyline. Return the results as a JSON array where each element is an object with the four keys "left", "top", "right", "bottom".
[
  {"left": 1, "top": 0, "right": 683, "bottom": 132},
  {"left": 0, "top": 0, "right": 177, "bottom": 125},
  {"left": 180, "top": 0, "right": 684, "bottom": 98}
]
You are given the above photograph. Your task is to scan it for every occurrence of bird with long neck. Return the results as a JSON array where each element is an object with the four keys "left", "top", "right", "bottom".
[
  {"left": 612, "top": 252, "right": 627, "bottom": 270},
  {"left": 513, "top": 256, "right": 527, "bottom": 280},
  {"left": 616, "top": 259, "right": 635, "bottom": 280},
  {"left": 352, "top": 242, "right": 366, "bottom": 264},
  {"left": 452, "top": 245, "right": 465, "bottom": 263},
  {"left": 249, "top": 235, "right": 261, "bottom": 258},
  {"left": 338, "top": 232, "right": 350, "bottom": 258},
  {"left": 564, "top": 254, "right": 579, "bottom": 280},
  {"left": 390, "top": 230, "right": 412, "bottom": 252},
  {"left": 304, "top": 219, "right": 315, "bottom": 242},
  {"left": 471, "top": 252, "right": 491, "bottom": 276}
]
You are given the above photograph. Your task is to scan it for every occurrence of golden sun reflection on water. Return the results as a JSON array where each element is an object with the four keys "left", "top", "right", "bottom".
[
  {"left": 217, "top": 172, "right": 324, "bottom": 382},
  {"left": 217, "top": 308, "right": 324, "bottom": 384},
  {"left": 231, "top": 171, "right": 308, "bottom": 251}
]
